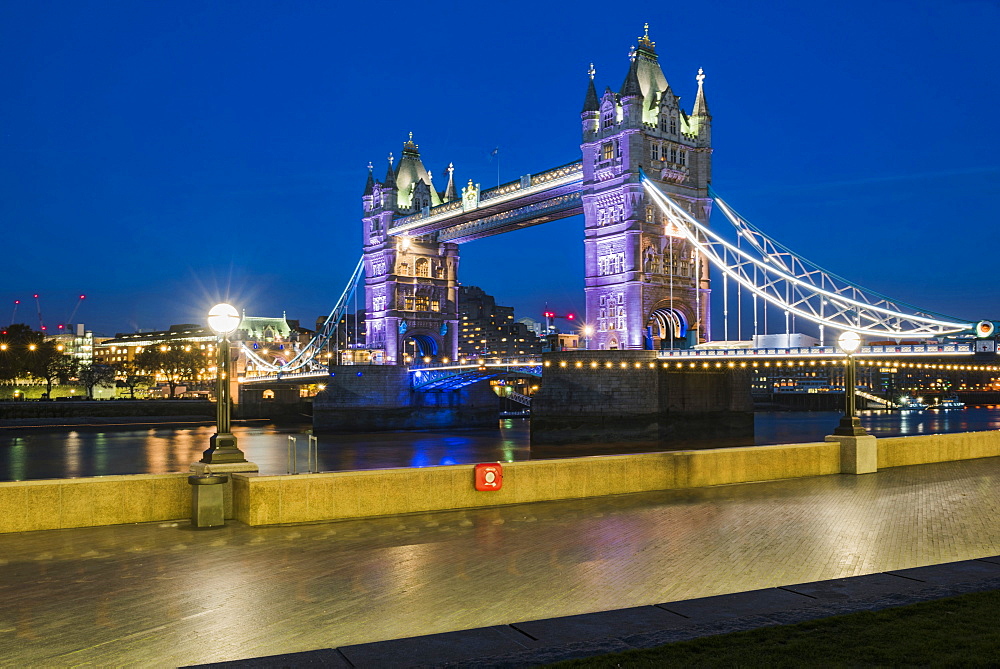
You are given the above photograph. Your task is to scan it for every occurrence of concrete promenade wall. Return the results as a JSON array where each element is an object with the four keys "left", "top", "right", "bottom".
[
  {"left": 232, "top": 441, "right": 841, "bottom": 526},
  {"left": 4, "top": 430, "right": 1000, "bottom": 533},
  {"left": 0, "top": 473, "right": 190, "bottom": 533},
  {"left": 878, "top": 430, "right": 1000, "bottom": 468}
]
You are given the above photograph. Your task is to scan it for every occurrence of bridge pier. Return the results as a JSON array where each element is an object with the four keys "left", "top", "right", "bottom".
[
  {"left": 530, "top": 351, "right": 753, "bottom": 446},
  {"left": 313, "top": 365, "right": 498, "bottom": 432}
]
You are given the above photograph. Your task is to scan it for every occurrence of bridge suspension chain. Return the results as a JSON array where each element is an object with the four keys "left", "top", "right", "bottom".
[
  {"left": 241, "top": 257, "right": 365, "bottom": 373},
  {"left": 641, "top": 177, "right": 973, "bottom": 339}
]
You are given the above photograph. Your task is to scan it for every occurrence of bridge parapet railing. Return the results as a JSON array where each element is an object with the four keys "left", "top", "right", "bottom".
[
  {"left": 393, "top": 199, "right": 463, "bottom": 229},
  {"left": 528, "top": 160, "right": 583, "bottom": 187},
  {"left": 478, "top": 179, "right": 524, "bottom": 204}
]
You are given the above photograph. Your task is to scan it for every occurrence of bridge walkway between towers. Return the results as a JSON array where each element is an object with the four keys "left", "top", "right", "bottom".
[{"left": 388, "top": 160, "right": 583, "bottom": 243}]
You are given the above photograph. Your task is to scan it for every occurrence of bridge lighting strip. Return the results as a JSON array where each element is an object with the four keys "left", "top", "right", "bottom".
[
  {"left": 711, "top": 196, "right": 954, "bottom": 322},
  {"left": 242, "top": 256, "right": 365, "bottom": 374},
  {"left": 409, "top": 362, "right": 541, "bottom": 373},
  {"left": 647, "top": 181, "right": 970, "bottom": 334},
  {"left": 389, "top": 165, "right": 583, "bottom": 236},
  {"left": 642, "top": 179, "right": 973, "bottom": 337},
  {"left": 239, "top": 371, "right": 329, "bottom": 384}
]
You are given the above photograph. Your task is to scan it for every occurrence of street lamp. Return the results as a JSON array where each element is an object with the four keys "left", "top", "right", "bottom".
[
  {"left": 834, "top": 330, "right": 868, "bottom": 436},
  {"left": 582, "top": 325, "right": 594, "bottom": 350},
  {"left": 200, "top": 303, "right": 248, "bottom": 464}
]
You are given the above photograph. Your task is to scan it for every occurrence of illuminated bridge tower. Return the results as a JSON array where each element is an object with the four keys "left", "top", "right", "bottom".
[
  {"left": 361, "top": 136, "right": 460, "bottom": 364},
  {"left": 581, "top": 27, "right": 713, "bottom": 350}
]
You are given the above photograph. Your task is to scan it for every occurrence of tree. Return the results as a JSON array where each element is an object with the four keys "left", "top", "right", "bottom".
[
  {"left": 78, "top": 363, "right": 116, "bottom": 399},
  {"left": 31, "top": 342, "right": 78, "bottom": 398},
  {"left": 119, "top": 359, "right": 153, "bottom": 399},
  {"left": 134, "top": 345, "right": 206, "bottom": 397},
  {"left": 0, "top": 323, "right": 45, "bottom": 382}
]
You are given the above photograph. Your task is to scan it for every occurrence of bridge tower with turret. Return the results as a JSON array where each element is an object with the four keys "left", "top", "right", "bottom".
[
  {"left": 361, "top": 136, "right": 460, "bottom": 364},
  {"left": 581, "top": 26, "right": 713, "bottom": 350}
]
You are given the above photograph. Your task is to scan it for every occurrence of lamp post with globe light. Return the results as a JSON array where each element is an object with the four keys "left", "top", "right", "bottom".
[
  {"left": 200, "top": 303, "right": 248, "bottom": 464},
  {"left": 833, "top": 330, "right": 868, "bottom": 437}
]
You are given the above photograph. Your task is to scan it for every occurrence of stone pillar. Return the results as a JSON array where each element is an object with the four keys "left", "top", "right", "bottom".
[{"left": 826, "top": 434, "right": 878, "bottom": 474}]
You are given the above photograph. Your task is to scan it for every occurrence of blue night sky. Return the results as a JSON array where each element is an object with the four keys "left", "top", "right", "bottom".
[{"left": 2, "top": 0, "right": 998, "bottom": 337}]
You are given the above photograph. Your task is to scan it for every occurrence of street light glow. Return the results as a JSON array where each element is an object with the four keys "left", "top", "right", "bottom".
[{"left": 208, "top": 303, "right": 241, "bottom": 334}]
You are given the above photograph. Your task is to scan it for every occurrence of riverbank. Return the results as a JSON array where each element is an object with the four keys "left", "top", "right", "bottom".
[
  {"left": 0, "top": 398, "right": 309, "bottom": 428},
  {"left": 0, "top": 416, "right": 270, "bottom": 429}
]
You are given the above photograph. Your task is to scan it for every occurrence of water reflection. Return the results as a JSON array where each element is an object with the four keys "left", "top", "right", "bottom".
[{"left": 3, "top": 408, "right": 1000, "bottom": 482}]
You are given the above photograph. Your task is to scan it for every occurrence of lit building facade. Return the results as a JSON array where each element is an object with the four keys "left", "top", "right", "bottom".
[
  {"left": 458, "top": 286, "right": 540, "bottom": 359},
  {"left": 581, "top": 27, "right": 712, "bottom": 350},
  {"left": 362, "top": 137, "right": 461, "bottom": 364},
  {"left": 46, "top": 323, "right": 97, "bottom": 364}
]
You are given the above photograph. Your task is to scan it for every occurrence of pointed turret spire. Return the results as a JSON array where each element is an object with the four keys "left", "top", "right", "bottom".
[
  {"left": 443, "top": 162, "right": 456, "bottom": 202},
  {"left": 620, "top": 55, "right": 642, "bottom": 98},
  {"left": 582, "top": 63, "right": 599, "bottom": 113},
  {"left": 363, "top": 161, "right": 375, "bottom": 196},
  {"left": 693, "top": 68, "right": 710, "bottom": 117},
  {"left": 383, "top": 153, "right": 396, "bottom": 188}
]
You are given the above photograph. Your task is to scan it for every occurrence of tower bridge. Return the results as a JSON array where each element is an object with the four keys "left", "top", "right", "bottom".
[{"left": 237, "top": 27, "right": 996, "bottom": 435}]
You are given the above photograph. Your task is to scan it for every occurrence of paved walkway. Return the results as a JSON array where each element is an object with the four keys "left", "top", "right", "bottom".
[{"left": 3, "top": 457, "right": 1000, "bottom": 666}]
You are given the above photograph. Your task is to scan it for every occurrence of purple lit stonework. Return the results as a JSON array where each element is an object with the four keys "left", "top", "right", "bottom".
[
  {"left": 360, "top": 29, "right": 712, "bottom": 361},
  {"left": 581, "top": 32, "right": 712, "bottom": 350},
  {"left": 361, "top": 139, "right": 461, "bottom": 364}
]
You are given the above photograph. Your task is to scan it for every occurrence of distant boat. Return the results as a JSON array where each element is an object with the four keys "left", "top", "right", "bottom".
[
  {"left": 898, "top": 395, "right": 927, "bottom": 411},
  {"left": 931, "top": 393, "right": 966, "bottom": 410}
]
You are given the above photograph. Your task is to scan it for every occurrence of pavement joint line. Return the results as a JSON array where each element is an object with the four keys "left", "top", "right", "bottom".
[
  {"left": 505, "top": 625, "right": 538, "bottom": 642},
  {"left": 882, "top": 571, "right": 927, "bottom": 582},
  {"left": 776, "top": 586, "right": 818, "bottom": 599},
  {"left": 652, "top": 605, "right": 690, "bottom": 618}
]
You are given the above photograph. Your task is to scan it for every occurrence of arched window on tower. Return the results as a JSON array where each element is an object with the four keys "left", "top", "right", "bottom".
[
  {"left": 415, "top": 258, "right": 430, "bottom": 277},
  {"left": 602, "top": 109, "right": 614, "bottom": 129},
  {"left": 601, "top": 142, "right": 614, "bottom": 162}
]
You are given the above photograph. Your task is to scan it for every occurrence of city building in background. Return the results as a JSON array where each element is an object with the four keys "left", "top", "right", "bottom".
[
  {"left": 459, "top": 286, "right": 540, "bottom": 359},
  {"left": 46, "top": 323, "right": 99, "bottom": 365}
]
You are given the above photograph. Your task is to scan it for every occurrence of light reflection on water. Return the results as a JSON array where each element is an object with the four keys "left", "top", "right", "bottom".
[{"left": 2, "top": 407, "right": 1000, "bottom": 482}]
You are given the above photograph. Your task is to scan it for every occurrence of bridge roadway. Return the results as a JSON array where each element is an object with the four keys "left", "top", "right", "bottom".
[
  {"left": 240, "top": 341, "right": 995, "bottom": 387},
  {"left": 4, "top": 456, "right": 1000, "bottom": 665}
]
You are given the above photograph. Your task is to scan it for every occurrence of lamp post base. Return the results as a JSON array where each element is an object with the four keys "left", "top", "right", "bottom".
[
  {"left": 200, "top": 432, "right": 249, "bottom": 465},
  {"left": 833, "top": 416, "right": 869, "bottom": 437}
]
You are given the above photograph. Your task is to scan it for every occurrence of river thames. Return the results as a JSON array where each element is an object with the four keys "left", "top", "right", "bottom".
[{"left": 2, "top": 407, "right": 1000, "bottom": 482}]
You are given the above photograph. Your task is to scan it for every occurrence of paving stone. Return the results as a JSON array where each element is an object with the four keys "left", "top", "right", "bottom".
[
  {"left": 657, "top": 587, "right": 816, "bottom": 622},
  {"left": 510, "top": 606, "right": 689, "bottom": 646},
  {"left": 338, "top": 626, "right": 534, "bottom": 668},
  {"left": 780, "top": 572, "right": 929, "bottom": 601},
  {"left": 886, "top": 558, "right": 1000, "bottom": 585}
]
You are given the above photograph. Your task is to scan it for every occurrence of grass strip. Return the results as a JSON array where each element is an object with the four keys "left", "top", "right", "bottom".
[{"left": 552, "top": 589, "right": 1000, "bottom": 667}]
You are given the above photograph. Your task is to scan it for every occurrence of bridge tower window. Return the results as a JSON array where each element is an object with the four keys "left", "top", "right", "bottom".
[
  {"left": 415, "top": 258, "right": 430, "bottom": 277},
  {"left": 601, "top": 142, "right": 614, "bottom": 162}
]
